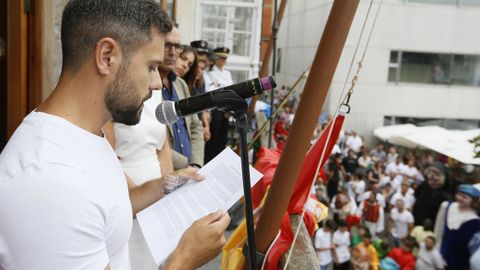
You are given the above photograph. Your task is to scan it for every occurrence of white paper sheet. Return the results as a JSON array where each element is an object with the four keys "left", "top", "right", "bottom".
[{"left": 136, "top": 147, "right": 263, "bottom": 265}]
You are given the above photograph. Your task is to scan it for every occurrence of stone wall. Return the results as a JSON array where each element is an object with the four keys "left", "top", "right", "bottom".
[{"left": 42, "top": 0, "right": 68, "bottom": 99}]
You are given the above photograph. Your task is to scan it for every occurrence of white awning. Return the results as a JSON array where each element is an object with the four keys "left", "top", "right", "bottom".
[{"left": 374, "top": 124, "right": 480, "bottom": 165}]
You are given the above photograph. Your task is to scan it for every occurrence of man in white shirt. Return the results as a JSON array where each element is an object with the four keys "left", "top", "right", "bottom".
[
  {"left": 402, "top": 159, "right": 421, "bottom": 185},
  {"left": 416, "top": 236, "right": 444, "bottom": 270},
  {"left": 345, "top": 130, "right": 363, "bottom": 154},
  {"left": 386, "top": 156, "right": 406, "bottom": 191},
  {"left": 389, "top": 180, "right": 416, "bottom": 210},
  {"left": 389, "top": 199, "right": 414, "bottom": 247},
  {"left": 314, "top": 220, "right": 336, "bottom": 270},
  {"left": 0, "top": 1, "right": 229, "bottom": 269},
  {"left": 203, "top": 47, "right": 234, "bottom": 163},
  {"left": 332, "top": 220, "right": 351, "bottom": 270}
]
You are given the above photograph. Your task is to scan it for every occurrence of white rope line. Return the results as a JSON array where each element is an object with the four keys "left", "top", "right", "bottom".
[
  {"left": 282, "top": 0, "right": 383, "bottom": 269},
  {"left": 336, "top": 0, "right": 377, "bottom": 113},
  {"left": 260, "top": 230, "right": 282, "bottom": 270},
  {"left": 338, "top": 0, "right": 384, "bottom": 109}
]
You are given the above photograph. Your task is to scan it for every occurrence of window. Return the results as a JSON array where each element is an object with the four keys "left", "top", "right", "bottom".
[
  {"left": 200, "top": 4, "right": 256, "bottom": 57},
  {"left": 388, "top": 51, "right": 480, "bottom": 87}
]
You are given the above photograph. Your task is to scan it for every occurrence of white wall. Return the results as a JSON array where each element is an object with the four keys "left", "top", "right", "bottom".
[
  {"left": 176, "top": 0, "right": 197, "bottom": 43},
  {"left": 275, "top": 0, "right": 480, "bottom": 142}
]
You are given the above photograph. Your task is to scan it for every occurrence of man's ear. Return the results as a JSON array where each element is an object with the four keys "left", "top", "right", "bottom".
[{"left": 95, "top": 37, "right": 122, "bottom": 75}]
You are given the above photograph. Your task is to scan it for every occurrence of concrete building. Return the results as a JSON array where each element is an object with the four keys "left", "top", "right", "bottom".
[{"left": 274, "top": 0, "right": 480, "bottom": 141}]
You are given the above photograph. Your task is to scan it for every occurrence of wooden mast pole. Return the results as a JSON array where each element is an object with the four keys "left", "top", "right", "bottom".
[{"left": 254, "top": 0, "right": 360, "bottom": 254}]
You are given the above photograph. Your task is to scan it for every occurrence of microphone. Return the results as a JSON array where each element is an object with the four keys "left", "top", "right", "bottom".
[{"left": 156, "top": 76, "right": 277, "bottom": 124}]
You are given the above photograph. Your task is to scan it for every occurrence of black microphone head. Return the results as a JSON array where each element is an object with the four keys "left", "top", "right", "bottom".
[
  {"left": 259, "top": 76, "right": 277, "bottom": 92},
  {"left": 155, "top": 100, "right": 179, "bottom": 125}
]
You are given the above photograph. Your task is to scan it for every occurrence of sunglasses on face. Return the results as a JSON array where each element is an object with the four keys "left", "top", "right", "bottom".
[{"left": 165, "top": 42, "right": 184, "bottom": 52}]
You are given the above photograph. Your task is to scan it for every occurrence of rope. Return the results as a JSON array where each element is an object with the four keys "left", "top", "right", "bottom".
[{"left": 282, "top": 0, "right": 383, "bottom": 268}]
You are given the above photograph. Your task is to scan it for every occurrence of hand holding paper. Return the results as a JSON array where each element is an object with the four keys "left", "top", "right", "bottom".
[{"left": 137, "top": 148, "right": 263, "bottom": 265}]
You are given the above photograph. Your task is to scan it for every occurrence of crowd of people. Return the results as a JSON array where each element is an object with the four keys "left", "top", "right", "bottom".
[{"left": 305, "top": 129, "right": 480, "bottom": 270}]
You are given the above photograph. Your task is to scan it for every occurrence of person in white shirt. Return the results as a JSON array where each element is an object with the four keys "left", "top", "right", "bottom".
[
  {"left": 314, "top": 220, "right": 336, "bottom": 270},
  {"left": 357, "top": 179, "right": 386, "bottom": 208},
  {"left": 203, "top": 47, "right": 234, "bottom": 163},
  {"left": 389, "top": 199, "right": 414, "bottom": 247},
  {"left": 332, "top": 220, "right": 351, "bottom": 270},
  {"left": 389, "top": 180, "right": 416, "bottom": 210},
  {"left": 402, "top": 159, "right": 421, "bottom": 185},
  {"left": 386, "top": 156, "right": 406, "bottom": 191},
  {"left": 357, "top": 191, "right": 385, "bottom": 238},
  {"left": 415, "top": 236, "right": 444, "bottom": 270},
  {"left": 0, "top": 2, "right": 230, "bottom": 269},
  {"left": 345, "top": 130, "right": 363, "bottom": 154},
  {"left": 386, "top": 146, "right": 398, "bottom": 165},
  {"left": 357, "top": 150, "right": 372, "bottom": 169}
]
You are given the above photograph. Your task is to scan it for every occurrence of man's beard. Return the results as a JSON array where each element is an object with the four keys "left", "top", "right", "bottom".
[{"left": 105, "top": 66, "right": 151, "bottom": 126}]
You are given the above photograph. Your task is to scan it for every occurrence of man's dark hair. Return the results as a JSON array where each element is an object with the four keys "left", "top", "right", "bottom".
[
  {"left": 323, "top": 219, "right": 337, "bottom": 230},
  {"left": 61, "top": 0, "right": 173, "bottom": 72},
  {"left": 426, "top": 235, "right": 436, "bottom": 243}
]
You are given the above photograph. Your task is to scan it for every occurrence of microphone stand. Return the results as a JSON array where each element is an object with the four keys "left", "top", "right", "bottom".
[{"left": 212, "top": 90, "right": 263, "bottom": 270}]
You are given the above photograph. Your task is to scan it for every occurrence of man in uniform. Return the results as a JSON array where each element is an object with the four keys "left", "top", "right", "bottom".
[{"left": 203, "top": 47, "right": 234, "bottom": 163}]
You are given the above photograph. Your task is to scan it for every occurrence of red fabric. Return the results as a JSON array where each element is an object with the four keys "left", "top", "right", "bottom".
[
  {"left": 252, "top": 147, "right": 282, "bottom": 209},
  {"left": 346, "top": 215, "right": 361, "bottom": 227},
  {"left": 262, "top": 115, "right": 345, "bottom": 270},
  {"left": 387, "top": 248, "right": 416, "bottom": 270},
  {"left": 363, "top": 201, "right": 380, "bottom": 223}
]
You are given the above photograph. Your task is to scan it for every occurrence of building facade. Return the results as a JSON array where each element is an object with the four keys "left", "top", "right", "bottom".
[{"left": 274, "top": 0, "right": 480, "bottom": 140}]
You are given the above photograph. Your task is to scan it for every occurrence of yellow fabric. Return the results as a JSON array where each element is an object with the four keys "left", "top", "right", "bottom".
[
  {"left": 221, "top": 220, "right": 247, "bottom": 270},
  {"left": 366, "top": 243, "right": 379, "bottom": 270}
]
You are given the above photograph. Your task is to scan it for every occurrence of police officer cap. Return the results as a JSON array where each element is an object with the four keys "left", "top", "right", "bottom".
[
  {"left": 190, "top": 40, "right": 209, "bottom": 54},
  {"left": 214, "top": 47, "right": 230, "bottom": 58}
]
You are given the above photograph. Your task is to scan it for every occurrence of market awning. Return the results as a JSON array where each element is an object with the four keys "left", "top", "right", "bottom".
[{"left": 374, "top": 124, "right": 480, "bottom": 165}]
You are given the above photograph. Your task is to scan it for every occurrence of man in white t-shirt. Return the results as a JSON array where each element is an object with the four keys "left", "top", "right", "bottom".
[
  {"left": 402, "top": 159, "right": 421, "bottom": 184},
  {"left": 389, "top": 180, "right": 416, "bottom": 210},
  {"left": 332, "top": 220, "right": 351, "bottom": 270},
  {"left": 345, "top": 130, "right": 363, "bottom": 154},
  {"left": 415, "top": 236, "right": 444, "bottom": 270},
  {"left": 314, "top": 220, "right": 336, "bottom": 270},
  {"left": 386, "top": 156, "right": 406, "bottom": 191},
  {"left": 389, "top": 199, "right": 414, "bottom": 246},
  {"left": 0, "top": 1, "right": 229, "bottom": 269}
]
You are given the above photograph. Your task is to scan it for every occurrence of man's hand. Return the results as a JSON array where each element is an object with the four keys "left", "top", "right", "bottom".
[{"left": 165, "top": 211, "right": 231, "bottom": 269}]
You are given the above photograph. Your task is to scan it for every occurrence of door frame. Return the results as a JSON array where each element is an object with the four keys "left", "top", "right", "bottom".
[{"left": 6, "top": 0, "right": 43, "bottom": 139}]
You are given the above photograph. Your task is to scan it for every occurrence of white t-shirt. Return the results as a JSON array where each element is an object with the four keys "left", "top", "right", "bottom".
[
  {"left": 314, "top": 229, "right": 332, "bottom": 266},
  {"left": 390, "top": 208, "right": 414, "bottom": 239},
  {"left": 357, "top": 191, "right": 386, "bottom": 208},
  {"left": 345, "top": 135, "right": 363, "bottom": 153},
  {"left": 358, "top": 156, "right": 371, "bottom": 168},
  {"left": 332, "top": 230, "right": 351, "bottom": 264},
  {"left": 415, "top": 242, "right": 444, "bottom": 270},
  {"left": 351, "top": 180, "right": 366, "bottom": 200},
  {"left": 390, "top": 191, "right": 416, "bottom": 209},
  {"left": 203, "top": 65, "right": 233, "bottom": 92},
  {"left": 401, "top": 165, "right": 420, "bottom": 183},
  {"left": 0, "top": 112, "right": 132, "bottom": 270},
  {"left": 114, "top": 90, "right": 166, "bottom": 185}
]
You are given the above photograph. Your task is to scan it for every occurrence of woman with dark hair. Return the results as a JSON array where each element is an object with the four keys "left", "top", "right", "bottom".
[
  {"left": 175, "top": 46, "right": 211, "bottom": 142},
  {"left": 175, "top": 45, "right": 198, "bottom": 92}
]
